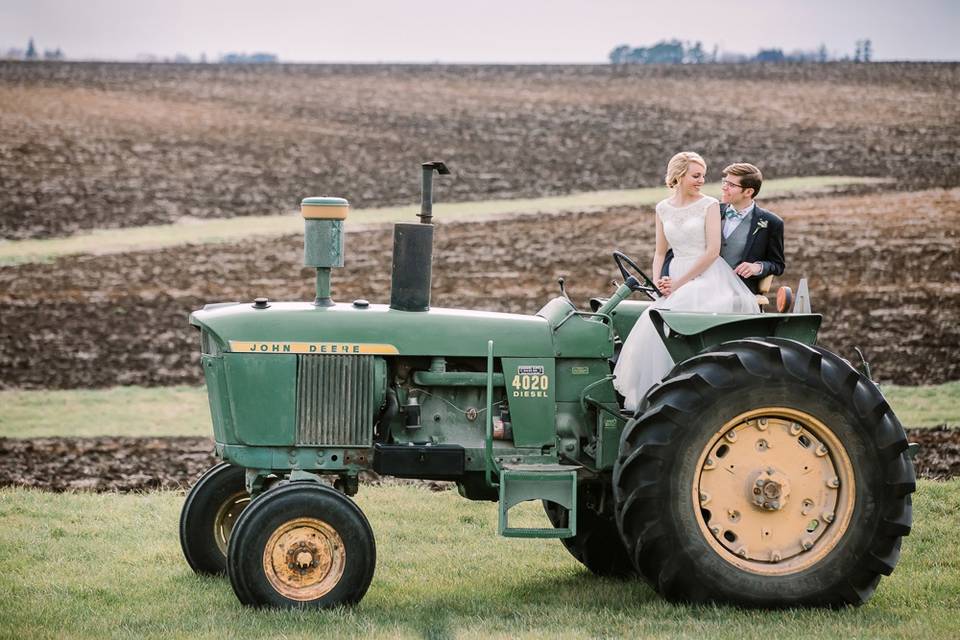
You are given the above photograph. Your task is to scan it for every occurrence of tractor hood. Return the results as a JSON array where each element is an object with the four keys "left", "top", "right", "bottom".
[{"left": 190, "top": 301, "right": 556, "bottom": 358}]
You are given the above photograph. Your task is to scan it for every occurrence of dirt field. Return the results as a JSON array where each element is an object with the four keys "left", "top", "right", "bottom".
[
  {"left": 1, "top": 188, "right": 957, "bottom": 389},
  {"left": 2, "top": 61, "right": 958, "bottom": 240},
  {"left": 0, "top": 426, "right": 956, "bottom": 492},
  {"left": 1, "top": 62, "right": 958, "bottom": 489}
]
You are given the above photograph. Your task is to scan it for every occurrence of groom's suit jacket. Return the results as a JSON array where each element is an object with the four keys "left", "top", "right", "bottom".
[{"left": 661, "top": 202, "right": 785, "bottom": 294}]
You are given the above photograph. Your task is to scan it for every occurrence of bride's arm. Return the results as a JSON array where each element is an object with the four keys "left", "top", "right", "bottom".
[
  {"left": 652, "top": 213, "right": 668, "bottom": 279},
  {"left": 670, "top": 202, "right": 721, "bottom": 290}
]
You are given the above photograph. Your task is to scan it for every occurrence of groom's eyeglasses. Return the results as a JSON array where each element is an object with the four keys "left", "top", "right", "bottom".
[{"left": 720, "top": 179, "right": 744, "bottom": 190}]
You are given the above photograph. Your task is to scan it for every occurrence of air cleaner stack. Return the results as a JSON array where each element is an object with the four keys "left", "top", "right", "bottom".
[{"left": 300, "top": 196, "right": 349, "bottom": 307}]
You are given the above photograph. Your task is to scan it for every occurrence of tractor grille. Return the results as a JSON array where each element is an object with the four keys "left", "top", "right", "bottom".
[{"left": 296, "top": 355, "right": 375, "bottom": 446}]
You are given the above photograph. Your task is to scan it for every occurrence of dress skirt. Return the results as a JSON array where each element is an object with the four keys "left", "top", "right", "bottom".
[{"left": 613, "top": 256, "right": 760, "bottom": 412}]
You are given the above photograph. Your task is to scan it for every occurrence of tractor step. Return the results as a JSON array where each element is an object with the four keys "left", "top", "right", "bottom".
[{"left": 498, "top": 464, "right": 578, "bottom": 539}]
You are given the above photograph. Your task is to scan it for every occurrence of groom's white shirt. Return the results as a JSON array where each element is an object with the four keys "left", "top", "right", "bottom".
[{"left": 722, "top": 201, "right": 755, "bottom": 239}]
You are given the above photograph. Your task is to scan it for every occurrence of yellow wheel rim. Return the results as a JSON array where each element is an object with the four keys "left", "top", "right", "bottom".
[
  {"left": 693, "top": 407, "right": 855, "bottom": 575},
  {"left": 263, "top": 517, "right": 346, "bottom": 601},
  {"left": 213, "top": 491, "right": 250, "bottom": 557}
]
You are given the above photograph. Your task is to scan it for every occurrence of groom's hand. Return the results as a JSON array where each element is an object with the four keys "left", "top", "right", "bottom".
[{"left": 734, "top": 262, "right": 762, "bottom": 278}]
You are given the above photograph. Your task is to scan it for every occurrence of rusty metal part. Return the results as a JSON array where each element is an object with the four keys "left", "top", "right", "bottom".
[
  {"left": 693, "top": 408, "right": 855, "bottom": 575},
  {"left": 262, "top": 517, "right": 346, "bottom": 601},
  {"left": 213, "top": 490, "right": 250, "bottom": 556}
]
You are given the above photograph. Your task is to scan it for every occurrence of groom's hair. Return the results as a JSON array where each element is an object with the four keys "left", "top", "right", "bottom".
[{"left": 723, "top": 163, "right": 763, "bottom": 198}]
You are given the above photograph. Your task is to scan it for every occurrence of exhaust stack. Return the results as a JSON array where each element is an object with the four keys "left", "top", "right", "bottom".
[
  {"left": 390, "top": 162, "right": 449, "bottom": 312},
  {"left": 300, "top": 196, "right": 349, "bottom": 307}
]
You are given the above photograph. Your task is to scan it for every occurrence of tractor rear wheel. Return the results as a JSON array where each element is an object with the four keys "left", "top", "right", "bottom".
[
  {"left": 180, "top": 462, "right": 250, "bottom": 575},
  {"left": 613, "top": 338, "right": 915, "bottom": 607},
  {"left": 227, "top": 482, "right": 376, "bottom": 609},
  {"left": 543, "top": 490, "right": 635, "bottom": 577}
]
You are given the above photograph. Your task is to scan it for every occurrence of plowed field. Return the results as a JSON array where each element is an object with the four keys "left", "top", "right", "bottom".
[
  {"left": 1, "top": 426, "right": 956, "bottom": 492},
  {"left": 2, "top": 62, "right": 958, "bottom": 240},
  {"left": 1, "top": 188, "right": 957, "bottom": 389},
  {"left": 1, "top": 62, "right": 958, "bottom": 489}
]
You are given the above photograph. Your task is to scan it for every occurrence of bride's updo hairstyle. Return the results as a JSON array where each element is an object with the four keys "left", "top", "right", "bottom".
[{"left": 664, "top": 151, "right": 706, "bottom": 189}]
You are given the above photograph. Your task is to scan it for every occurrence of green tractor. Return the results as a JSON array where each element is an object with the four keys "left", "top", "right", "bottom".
[{"left": 181, "top": 162, "right": 914, "bottom": 609}]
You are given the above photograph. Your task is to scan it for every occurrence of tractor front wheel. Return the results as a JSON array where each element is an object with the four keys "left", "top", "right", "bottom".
[
  {"left": 180, "top": 462, "right": 250, "bottom": 575},
  {"left": 613, "top": 338, "right": 915, "bottom": 607},
  {"left": 227, "top": 482, "right": 376, "bottom": 609}
]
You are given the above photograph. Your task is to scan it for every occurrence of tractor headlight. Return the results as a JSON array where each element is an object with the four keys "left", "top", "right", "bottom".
[{"left": 201, "top": 329, "right": 222, "bottom": 356}]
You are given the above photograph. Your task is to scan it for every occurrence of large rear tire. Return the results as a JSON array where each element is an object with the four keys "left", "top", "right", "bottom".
[
  {"left": 180, "top": 462, "right": 250, "bottom": 575},
  {"left": 613, "top": 338, "right": 915, "bottom": 607},
  {"left": 543, "top": 486, "right": 635, "bottom": 577},
  {"left": 227, "top": 482, "right": 376, "bottom": 609}
]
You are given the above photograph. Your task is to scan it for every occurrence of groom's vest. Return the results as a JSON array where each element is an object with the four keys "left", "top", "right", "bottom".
[{"left": 720, "top": 208, "right": 753, "bottom": 268}]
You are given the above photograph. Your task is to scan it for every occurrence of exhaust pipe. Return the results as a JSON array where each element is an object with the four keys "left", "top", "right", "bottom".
[{"left": 390, "top": 162, "right": 449, "bottom": 312}]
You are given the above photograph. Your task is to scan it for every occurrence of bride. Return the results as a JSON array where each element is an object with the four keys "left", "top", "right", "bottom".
[{"left": 614, "top": 152, "right": 759, "bottom": 412}]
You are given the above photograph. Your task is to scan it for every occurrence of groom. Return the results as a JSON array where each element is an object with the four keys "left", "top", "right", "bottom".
[{"left": 660, "top": 162, "right": 784, "bottom": 294}]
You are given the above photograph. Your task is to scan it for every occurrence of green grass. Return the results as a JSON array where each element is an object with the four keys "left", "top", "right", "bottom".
[
  {"left": 882, "top": 381, "right": 960, "bottom": 429},
  {"left": 0, "top": 481, "right": 957, "bottom": 639},
  {"left": 2, "top": 377, "right": 954, "bottom": 440},
  {"left": 0, "top": 176, "right": 883, "bottom": 266},
  {"left": 0, "top": 386, "right": 210, "bottom": 438}
]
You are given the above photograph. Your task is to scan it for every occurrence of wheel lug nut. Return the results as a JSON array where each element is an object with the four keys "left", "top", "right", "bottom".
[
  {"left": 827, "top": 477, "right": 840, "bottom": 488},
  {"left": 789, "top": 423, "right": 802, "bottom": 436},
  {"left": 823, "top": 511, "right": 835, "bottom": 523},
  {"left": 801, "top": 539, "right": 814, "bottom": 551},
  {"left": 725, "top": 431, "right": 738, "bottom": 443}
]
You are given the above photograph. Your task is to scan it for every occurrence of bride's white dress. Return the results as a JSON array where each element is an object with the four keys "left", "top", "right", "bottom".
[{"left": 613, "top": 195, "right": 759, "bottom": 412}]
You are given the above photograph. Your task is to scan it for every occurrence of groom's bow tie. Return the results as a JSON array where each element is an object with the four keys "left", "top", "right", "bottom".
[{"left": 723, "top": 207, "right": 741, "bottom": 219}]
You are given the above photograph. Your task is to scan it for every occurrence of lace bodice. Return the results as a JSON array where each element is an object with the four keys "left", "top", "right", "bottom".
[{"left": 656, "top": 195, "right": 718, "bottom": 258}]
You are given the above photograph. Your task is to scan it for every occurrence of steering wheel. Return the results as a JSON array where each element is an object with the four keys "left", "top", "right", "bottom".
[{"left": 613, "top": 251, "right": 662, "bottom": 300}]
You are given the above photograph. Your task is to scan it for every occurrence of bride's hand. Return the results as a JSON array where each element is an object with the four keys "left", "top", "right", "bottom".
[{"left": 656, "top": 277, "right": 672, "bottom": 297}]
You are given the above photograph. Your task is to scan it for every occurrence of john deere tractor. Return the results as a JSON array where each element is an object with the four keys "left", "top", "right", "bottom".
[{"left": 180, "top": 162, "right": 914, "bottom": 609}]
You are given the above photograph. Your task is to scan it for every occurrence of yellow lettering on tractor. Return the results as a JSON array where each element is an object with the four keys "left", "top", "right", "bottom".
[
  {"left": 229, "top": 341, "right": 399, "bottom": 355},
  {"left": 510, "top": 372, "right": 550, "bottom": 398}
]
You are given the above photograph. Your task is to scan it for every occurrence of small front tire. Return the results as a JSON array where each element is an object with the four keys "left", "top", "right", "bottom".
[
  {"left": 180, "top": 462, "right": 250, "bottom": 575},
  {"left": 227, "top": 482, "right": 376, "bottom": 609}
]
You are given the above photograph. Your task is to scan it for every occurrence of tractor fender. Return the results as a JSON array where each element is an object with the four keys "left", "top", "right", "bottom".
[{"left": 649, "top": 310, "right": 822, "bottom": 363}]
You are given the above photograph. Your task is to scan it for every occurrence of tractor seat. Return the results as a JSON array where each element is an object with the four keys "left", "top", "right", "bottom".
[{"left": 755, "top": 274, "right": 774, "bottom": 308}]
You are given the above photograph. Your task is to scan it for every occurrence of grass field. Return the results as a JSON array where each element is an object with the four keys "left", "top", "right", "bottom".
[
  {"left": 0, "top": 176, "right": 879, "bottom": 266},
  {"left": 2, "top": 381, "right": 956, "bottom": 439},
  {"left": 0, "top": 482, "right": 957, "bottom": 639}
]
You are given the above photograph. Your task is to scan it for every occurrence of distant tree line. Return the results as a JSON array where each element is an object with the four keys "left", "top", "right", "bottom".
[
  {"left": 609, "top": 38, "right": 873, "bottom": 64},
  {"left": 219, "top": 52, "right": 279, "bottom": 64},
  {"left": 1, "top": 37, "right": 279, "bottom": 64},
  {"left": 2, "top": 37, "right": 64, "bottom": 60}
]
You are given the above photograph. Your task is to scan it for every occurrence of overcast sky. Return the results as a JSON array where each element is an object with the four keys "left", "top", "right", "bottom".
[{"left": 2, "top": 0, "right": 957, "bottom": 63}]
